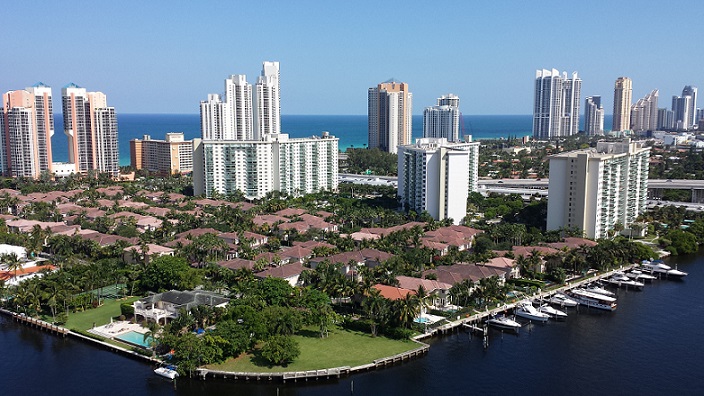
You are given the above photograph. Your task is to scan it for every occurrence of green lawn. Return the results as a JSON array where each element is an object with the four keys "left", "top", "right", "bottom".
[
  {"left": 206, "top": 326, "right": 420, "bottom": 372},
  {"left": 64, "top": 297, "right": 140, "bottom": 331}
]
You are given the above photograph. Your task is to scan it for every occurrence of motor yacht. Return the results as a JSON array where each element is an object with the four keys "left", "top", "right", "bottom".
[
  {"left": 627, "top": 270, "right": 657, "bottom": 282},
  {"left": 486, "top": 315, "right": 522, "bottom": 331},
  {"left": 537, "top": 304, "right": 567, "bottom": 319},
  {"left": 548, "top": 293, "right": 578, "bottom": 307},
  {"left": 514, "top": 302, "right": 550, "bottom": 322},
  {"left": 568, "top": 288, "right": 617, "bottom": 311}
]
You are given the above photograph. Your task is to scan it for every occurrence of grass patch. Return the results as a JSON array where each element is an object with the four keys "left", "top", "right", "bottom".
[
  {"left": 64, "top": 296, "right": 140, "bottom": 332},
  {"left": 206, "top": 325, "right": 419, "bottom": 372}
]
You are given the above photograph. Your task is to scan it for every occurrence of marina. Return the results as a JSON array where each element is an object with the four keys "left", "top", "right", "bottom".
[{"left": 0, "top": 252, "right": 701, "bottom": 395}]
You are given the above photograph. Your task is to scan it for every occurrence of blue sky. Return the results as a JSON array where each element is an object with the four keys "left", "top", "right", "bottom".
[{"left": 3, "top": 1, "right": 702, "bottom": 115}]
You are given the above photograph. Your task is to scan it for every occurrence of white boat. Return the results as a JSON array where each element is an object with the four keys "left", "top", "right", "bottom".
[
  {"left": 641, "top": 260, "right": 688, "bottom": 278},
  {"left": 486, "top": 315, "right": 522, "bottom": 330},
  {"left": 514, "top": 302, "right": 550, "bottom": 322},
  {"left": 568, "top": 288, "right": 618, "bottom": 311},
  {"left": 666, "top": 268, "right": 688, "bottom": 278},
  {"left": 154, "top": 366, "right": 179, "bottom": 380},
  {"left": 627, "top": 270, "right": 657, "bottom": 282},
  {"left": 548, "top": 293, "right": 578, "bottom": 307},
  {"left": 584, "top": 284, "right": 616, "bottom": 297},
  {"left": 611, "top": 272, "right": 630, "bottom": 282},
  {"left": 537, "top": 304, "right": 567, "bottom": 319},
  {"left": 604, "top": 276, "right": 645, "bottom": 290}
]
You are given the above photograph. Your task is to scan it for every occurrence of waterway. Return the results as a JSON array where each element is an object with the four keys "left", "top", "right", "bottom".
[{"left": 2, "top": 251, "right": 703, "bottom": 395}]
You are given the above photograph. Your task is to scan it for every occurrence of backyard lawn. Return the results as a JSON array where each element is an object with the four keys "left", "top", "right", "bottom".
[
  {"left": 64, "top": 296, "right": 140, "bottom": 331},
  {"left": 206, "top": 326, "right": 421, "bottom": 373}
]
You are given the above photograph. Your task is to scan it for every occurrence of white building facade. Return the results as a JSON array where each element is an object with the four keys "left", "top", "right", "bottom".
[
  {"left": 423, "top": 94, "right": 461, "bottom": 142},
  {"left": 533, "top": 69, "right": 581, "bottom": 140},
  {"left": 547, "top": 140, "right": 650, "bottom": 239},
  {"left": 193, "top": 133, "right": 338, "bottom": 199},
  {"left": 398, "top": 137, "right": 480, "bottom": 225},
  {"left": 630, "top": 89, "right": 659, "bottom": 132},
  {"left": 583, "top": 96, "right": 604, "bottom": 136}
]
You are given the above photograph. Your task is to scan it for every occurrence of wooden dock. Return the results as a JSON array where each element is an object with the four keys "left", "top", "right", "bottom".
[
  {"left": 0, "top": 308, "right": 69, "bottom": 336},
  {"left": 417, "top": 264, "right": 637, "bottom": 337}
]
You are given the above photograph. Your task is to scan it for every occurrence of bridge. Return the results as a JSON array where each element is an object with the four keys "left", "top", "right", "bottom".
[{"left": 338, "top": 174, "right": 704, "bottom": 204}]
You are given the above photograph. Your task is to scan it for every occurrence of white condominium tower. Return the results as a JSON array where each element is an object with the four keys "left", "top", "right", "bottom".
[
  {"left": 547, "top": 139, "right": 650, "bottom": 239},
  {"left": 193, "top": 132, "right": 338, "bottom": 199},
  {"left": 397, "top": 137, "right": 480, "bottom": 225},
  {"left": 61, "top": 84, "right": 119, "bottom": 176},
  {"left": 612, "top": 77, "right": 633, "bottom": 132},
  {"left": 630, "top": 90, "right": 659, "bottom": 132},
  {"left": 682, "top": 86, "right": 697, "bottom": 127},
  {"left": 423, "top": 94, "right": 461, "bottom": 142},
  {"left": 584, "top": 96, "right": 604, "bottom": 136},
  {"left": 200, "top": 94, "right": 225, "bottom": 140},
  {"left": 368, "top": 80, "right": 412, "bottom": 154},
  {"left": 201, "top": 61, "right": 279, "bottom": 141},
  {"left": 0, "top": 83, "right": 55, "bottom": 178},
  {"left": 532, "top": 69, "right": 581, "bottom": 140},
  {"left": 672, "top": 85, "right": 698, "bottom": 130},
  {"left": 256, "top": 61, "right": 281, "bottom": 138},
  {"left": 224, "top": 74, "right": 254, "bottom": 140}
]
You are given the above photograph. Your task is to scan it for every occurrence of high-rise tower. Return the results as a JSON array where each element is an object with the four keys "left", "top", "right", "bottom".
[
  {"left": 630, "top": 90, "right": 659, "bottom": 132},
  {"left": 0, "top": 83, "right": 55, "bottom": 178},
  {"left": 368, "top": 80, "right": 413, "bottom": 154},
  {"left": 612, "top": 77, "right": 633, "bottom": 132},
  {"left": 532, "top": 69, "right": 580, "bottom": 139},
  {"left": 200, "top": 94, "right": 224, "bottom": 140},
  {"left": 423, "top": 94, "right": 461, "bottom": 142},
  {"left": 224, "top": 74, "right": 253, "bottom": 140},
  {"left": 255, "top": 61, "right": 281, "bottom": 138},
  {"left": 584, "top": 96, "right": 604, "bottom": 136},
  {"left": 682, "top": 86, "right": 697, "bottom": 127},
  {"left": 61, "top": 84, "right": 118, "bottom": 176}
]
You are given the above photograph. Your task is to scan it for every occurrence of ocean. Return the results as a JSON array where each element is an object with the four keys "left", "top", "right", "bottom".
[
  {"left": 2, "top": 251, "right": 702, "bottom": 395},
  {"left": 50, "top": 114, "right": 615, "bottom": 167}
]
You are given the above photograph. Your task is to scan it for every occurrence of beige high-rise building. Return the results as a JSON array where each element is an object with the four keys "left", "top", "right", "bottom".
[
  {"left": 368, "top": 80, "right": 412, "bottom": 154},
  {"left": 0, "top": 83, "right": 55, "bottom": 179},
  {"left": 547, "top": 139, "right": 650, "bottom": 239},
  {"left": 130, "top": 132, "right": 193, "bottom": 175},
  {"left": 61, "top": 83, "right": 119, "bottom": 176},
  {"left": 612, "top": 77, "right": 633, "bottom": 132}
]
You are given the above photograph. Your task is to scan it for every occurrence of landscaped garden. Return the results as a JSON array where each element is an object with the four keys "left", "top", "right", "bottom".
[{"left": 206, "top": 325, "right": 419, "bottom": 372}]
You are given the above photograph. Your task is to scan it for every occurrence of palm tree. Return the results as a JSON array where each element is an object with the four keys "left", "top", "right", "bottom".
[
  {"left": 395, "top": 293, "right": 421, "bottom": 329},
  {"left": 2, "top": 253, "right": 23, "bottom": 282},
  {"left": 362, "top": 289, "right": 387, "bottom": 337},
  {"left": 144, "top": 321, "right": 161, "bottom": 357}
]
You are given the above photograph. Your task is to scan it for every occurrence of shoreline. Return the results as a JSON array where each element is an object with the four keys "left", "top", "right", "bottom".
[{"left": 1, "top": 262, "right": 656, "bottom": 383}]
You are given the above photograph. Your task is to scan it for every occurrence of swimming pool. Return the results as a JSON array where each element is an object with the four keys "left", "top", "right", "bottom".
[{"left": 115, "top": 331, "right": 153, "bottom": 348}]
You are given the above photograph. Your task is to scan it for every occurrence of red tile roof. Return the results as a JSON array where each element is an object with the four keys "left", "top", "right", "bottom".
[{"left": 372, "top": 284, "right": 416, "bottom": 301}]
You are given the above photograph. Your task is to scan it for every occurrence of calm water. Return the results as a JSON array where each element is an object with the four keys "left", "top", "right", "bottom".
[
  {"left": 1, "top": 251, "right": 702, "bottom": 396},
  {"left": 49, "top": 114, "right": 616, "bottom": 167},
  {"left": 50, "top": 114, "right": 545, "bottom": 167}
]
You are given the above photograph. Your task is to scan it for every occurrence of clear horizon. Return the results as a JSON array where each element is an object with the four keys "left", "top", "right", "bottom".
[{"left": 4, "top": 1, "right": 703, "bottom": 116}]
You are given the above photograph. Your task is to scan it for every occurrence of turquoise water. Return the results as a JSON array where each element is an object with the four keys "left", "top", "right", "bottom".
[
  {"left": 115, "top": 330, "right": 152, "bottom": 348},
  {"left": 50, "top": 114, "right": 615, "bottom": 167}
]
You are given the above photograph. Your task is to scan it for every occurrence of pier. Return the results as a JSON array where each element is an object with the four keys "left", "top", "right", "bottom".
[
  {"left": 0, "top": 308, "right": 69, "bottom": 337},
  {"left": 416, "top": 264, "right": 638, "bottom": 338}
]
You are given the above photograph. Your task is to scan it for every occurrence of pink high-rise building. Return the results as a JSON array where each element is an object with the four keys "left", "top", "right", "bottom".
[{"left": 0, "top": 83, "right": 55, "bottom": 179}]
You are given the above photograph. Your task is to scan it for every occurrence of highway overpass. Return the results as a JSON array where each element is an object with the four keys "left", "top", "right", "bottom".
[{"left": 339, "top": 174, "right": 704, "bottom": 203}]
